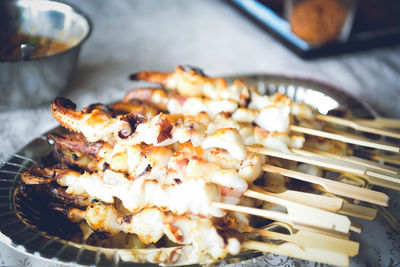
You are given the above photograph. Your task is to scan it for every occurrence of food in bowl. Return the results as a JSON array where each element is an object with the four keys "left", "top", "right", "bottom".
[
  {"left": 0, "top": 32, "right": 70, "bottom": 61},
  {"left": 0, "top": 0, "right": 91, "bottom": 110}
]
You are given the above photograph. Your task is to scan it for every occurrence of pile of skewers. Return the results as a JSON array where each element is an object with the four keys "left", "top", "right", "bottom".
[{"left": 20, "top": 65, "right": 400, "bottom": 266}]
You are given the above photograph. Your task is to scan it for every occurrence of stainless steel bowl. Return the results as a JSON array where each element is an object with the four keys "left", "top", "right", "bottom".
[{"left": 0, "top": 0, "right": 91, "bottom": 111}]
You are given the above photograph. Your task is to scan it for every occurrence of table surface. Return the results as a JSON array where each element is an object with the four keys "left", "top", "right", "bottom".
[{"left": 1, "top": 1, "right": 400, "bottom": 266}]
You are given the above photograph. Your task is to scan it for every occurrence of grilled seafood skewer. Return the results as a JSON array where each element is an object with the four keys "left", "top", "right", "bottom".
[
  {"left": 53, "top": 202, "right": 242, "bottom": 259},
  {"left": 51, "top": 98, "right": 306, "bottom": 160},
  {"left": 23, "top": 164, "right": 354, "bottom": 234},
  {"left": 130, "top": 65, "right": 250, "bottom": 106},
  {"left": 22, "top": 167, "right": 238, "bottom": 217},
  {"left": 48, "top": 132, "right": 260, "bottom": 185},
  {"left": 123, "top": 86, "right": 315, "bottom": 127}
]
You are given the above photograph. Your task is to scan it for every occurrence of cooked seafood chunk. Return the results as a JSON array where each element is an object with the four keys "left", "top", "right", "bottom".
[
  {"left": 122, "top": 88, "right": 170, "bottom": 111},
  {"left": 56, "top": 169, "right": 226, "bottom": 217},
  {"left": 233, "top": 105, "right": 291, "bottom": 133},
  {"left": 202, "top": 128, "right": 247, "bottom": 161},
  {"left": 167, "top": 96, "right": 238, "bottom": 118}
]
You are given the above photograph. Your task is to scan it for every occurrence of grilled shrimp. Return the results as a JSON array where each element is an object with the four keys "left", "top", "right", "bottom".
[
  {"left": 130, "top": 65, "right": 226, "bottom": 97},
  {"left": 122, "top": 88, "right": 170, "bottom": 111},
  {"left": 110, "top": 100, "right": 161, "bottom": 119},
  {"left": 131, "top": 65, "right": 249, "bottom": 105},
  {"left": 123, "top": 87, "right": 239, "bottom": 119}
]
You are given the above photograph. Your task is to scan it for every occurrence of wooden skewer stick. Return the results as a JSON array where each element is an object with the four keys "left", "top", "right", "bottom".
[
  {"left": 248, "top": 146, "right": 366, "bottom": 176},
  {"left": 213, "top": 190, "right": 351, "bottom": 234},
  {"left": 290, "top": 125, "right": 400, "bottom": 153},
  {"left": 341, "top": 202, "right": 377, "bottom": 221},
  {"left": 349, "top": 220, "right": 363, "bottom": 234},
  {"left": 242, "top": 240, "right": 349, "bottom": 267},
  {"left": 256, "top": 160, "right": 389, "bottom": 206},
  {"left": 354, "top": 117, "right": 400, "bottom": 130},
  {"left": 255, "top": 185, "right": 344, "bottom": 212},
  {"left": 248, "top": 226, "right": 359, "bottom": 256},
  {"left": 261, "top": 163, "right": 389, "bottom": 206},
  {"left": 317, "top": 114, "right": 400, "bottom": 139},
  {"left": 292, "top": 148, "right": 400, "bottom": 184},
  {"left": 373, "top": 205, "right": 400, "bottom": 233},
  {"left": 294, "top": 224, "right": 350, "bottom": 239},
  {"left": 252, "top": 185, "right": 376, "bottom": 220},
  {"left": 304, "top": 147, "right": 399, "bottom": 175},
  {"left": 357, "top": 149, "right": 400, "bottom": 166},
  {"left": 248, "top": 146, "right": 398, "bottom": 193},
  {"left": 367, "top": 176, "right": 400, "bottom": 191}
]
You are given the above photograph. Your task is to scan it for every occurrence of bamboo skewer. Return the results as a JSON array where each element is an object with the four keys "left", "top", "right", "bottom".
[
  {"left": 356, "top": 149, "right": 400, "bottom": 166},
  {"left": 256, "top": 161, "right": 389, "bottom": 206},
  {"left": 290, "top": 125, "right": 400, "bottom": 153},
  {"left": 244, "top": 190, "right": 350, "bottom": 233},
  {"left": 354, "top": 117, "right": 400, "bottom": 130},
  {"left": 373, "top": 205, "right": 400, "bottom": 233},
  {"left": 248, "top": 146, "right": 367, "bottom": 175},
  {"left": 213, "top": 190, "right": 351, "bottom": 234},
  {"left": 352, "top": 156, "right": 400, "bottom": 175},
  {"left": 248, "top": 227, "right": 359, "bottom": 256},
  {"left": 304, "top": 147, "right": 399, "bottom": 175},
  {"left": 294, "top": 224, "right": 350, "bottom": 239},
  {"left": 362, "top": 176, "right": 400, "bottom": 191},
  {"left": 248, "top": 146, "right": 399, "bottom": 191},
  {"left": 349, "top": 220, "right": 363, "bottom": 234},
  {"left": 256, "top": 185, "right": 344, "bottom": 212},
  {"left": 317, "top": 114, "right": 400, "bottom": 139},
  {"left": 252, "top": 185, "right": 377, "bottom": 220},
  {"left": 242, "top": 240, "right": 349, "bottom": 267},
  {"left": 292, "top": 148, "right": 400, "bottom": 185},
  {"left": 349, "top": 156, "right": 400, "bottom": 174},
  {"left": 340, "top": 202, "right": 377, "bottom": 221}
]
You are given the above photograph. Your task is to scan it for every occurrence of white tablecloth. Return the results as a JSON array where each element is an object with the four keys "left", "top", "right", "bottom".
[{"left": 1, "top": 0, "right": 400, "bottom": 266}]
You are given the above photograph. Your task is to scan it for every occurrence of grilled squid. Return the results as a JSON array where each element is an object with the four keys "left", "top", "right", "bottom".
[{"left": 51, "top": 97, "right": 145, "bottom": 144}]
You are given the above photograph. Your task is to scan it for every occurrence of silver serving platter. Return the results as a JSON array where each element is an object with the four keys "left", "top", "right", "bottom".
[{"left": 0, "top": 74, "right": 398, "bottom": 266}]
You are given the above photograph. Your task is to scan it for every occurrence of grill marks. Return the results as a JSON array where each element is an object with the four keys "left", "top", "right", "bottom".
[
  {"left": 21, "top": 168, "right": 69, "bottom": 185},
  {"left": 48, "top": 133, "right": 105, "bottom": 158},
  {"left": 156, "top": 115, "right": 173, "bottom": 143},
  {"left": 118, "top": 113, "right": 147, "bottom": 139}
]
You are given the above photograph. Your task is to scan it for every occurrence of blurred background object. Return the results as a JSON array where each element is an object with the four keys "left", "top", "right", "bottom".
[
  {"left": 288, "top": 0, "right": 355, "bottom": 44},
  {"left": 0, "top": 0, "right": 91, "bottom": 111},
  {"left": 229, "top": 0, "right": 400, "bottom": 58}
]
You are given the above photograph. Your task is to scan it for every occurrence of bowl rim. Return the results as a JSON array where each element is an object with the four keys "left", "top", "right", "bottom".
[{"left": 0, "top": 0, "right": 93, "bottom": 62}]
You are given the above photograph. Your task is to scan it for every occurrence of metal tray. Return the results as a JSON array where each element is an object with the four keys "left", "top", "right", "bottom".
[{"left": 0, "top": 74, "right": 398, "bottom": 266}]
